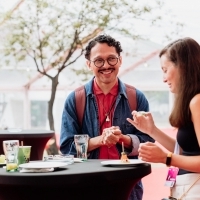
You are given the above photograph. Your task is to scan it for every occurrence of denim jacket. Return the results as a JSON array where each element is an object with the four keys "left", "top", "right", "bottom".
[
  {"left": 60, "top": 78, "right": 154, "bottom": 156},
  {"left": 60, "top": 78, "right": 154, "bottom": 200}
]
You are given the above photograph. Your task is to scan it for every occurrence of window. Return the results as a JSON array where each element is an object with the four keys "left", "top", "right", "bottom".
[
  {"left": 143, "top": 91, "right": 170, "bottom": 127},
  {"left": 31, "top": 101, "right": 48, "bottom": 129}
]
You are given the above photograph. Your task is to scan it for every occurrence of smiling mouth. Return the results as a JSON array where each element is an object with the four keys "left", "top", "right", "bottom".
[{"left": 99, "top": 68, "right": 115, "bottom": 74}]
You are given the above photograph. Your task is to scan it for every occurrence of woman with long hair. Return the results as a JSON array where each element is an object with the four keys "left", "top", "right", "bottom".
[{"left": 127, "top": 37, "right": 200, "bottom": 200}]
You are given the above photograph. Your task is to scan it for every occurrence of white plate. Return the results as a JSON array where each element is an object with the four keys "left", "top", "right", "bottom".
[
  {"left": 74, "top": 158, "right": 84, "bottom": 163},
  {"left": 45, "top": 158, "right": 73, "bottom": 162},
  {"left": 101, "top": 159, "right": 145, "bottom": 166},
  {"left": 18, "top": 161, "right": 68, "bottom": 169},
  {"left": 45, "top": 158, "right": 83, "bottom": 163}
]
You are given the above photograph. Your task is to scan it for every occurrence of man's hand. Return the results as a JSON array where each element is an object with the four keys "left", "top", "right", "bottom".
[{"left": 102, "top": 126, "right": 122, "bottom": 148}]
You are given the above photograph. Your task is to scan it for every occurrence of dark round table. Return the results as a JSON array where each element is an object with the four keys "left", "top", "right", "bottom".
[
  {"left": 0, "top": 159, "right": 151, "bottom": 200},
  {"left": 0, "top": 130, "right": 55, "bottom": 160}
]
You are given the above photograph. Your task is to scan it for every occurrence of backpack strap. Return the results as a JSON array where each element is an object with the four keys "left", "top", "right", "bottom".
[
  {"left": 124, "top": 83, "right": 137, "bottom": 111},
  {"left": 75, "top": 85, "right": 86, "bottom": 127},
  {"left": 75, "top": 83, "right": 136, "bottom": 127}
]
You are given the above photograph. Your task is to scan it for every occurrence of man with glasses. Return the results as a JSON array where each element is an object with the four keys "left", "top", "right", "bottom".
[{"left": 60, "top": 34, "right": 154, "bottom": 200}]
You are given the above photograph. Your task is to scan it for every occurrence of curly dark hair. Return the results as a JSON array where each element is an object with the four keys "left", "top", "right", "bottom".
[{"left": 84, "top": 34, "right": 123, "bottom": 60}]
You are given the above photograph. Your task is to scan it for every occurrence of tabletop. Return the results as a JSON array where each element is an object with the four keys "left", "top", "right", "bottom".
[
  {"left": 0, "top": 129, "right": 55, "bottom": 138},
  {"left": 0, "top": 129, "right": 55, "bottom": 160},
  {"left": 0, "top": 159, "right": 151, "bottom": 200}
]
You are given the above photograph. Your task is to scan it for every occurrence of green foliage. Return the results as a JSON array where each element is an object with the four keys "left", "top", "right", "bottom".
[
  {"left": 1, "top": 0, "right": 166, "bottom": 76},
  {"left": 0, "top": 0, "right": 182, "bottom": 133}
]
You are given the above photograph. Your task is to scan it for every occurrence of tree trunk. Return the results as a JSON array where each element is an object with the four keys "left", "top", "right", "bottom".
[{"left": 46, "top": 74, "right": 59, "bottom": 155}]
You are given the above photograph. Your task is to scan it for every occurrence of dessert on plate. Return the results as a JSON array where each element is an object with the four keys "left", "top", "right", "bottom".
[
  {"left": 120, "top": 142, "right": 130, "bottom": 163},
  {"left": 120, "top": 152, "right": 130, "bottom": 163}
]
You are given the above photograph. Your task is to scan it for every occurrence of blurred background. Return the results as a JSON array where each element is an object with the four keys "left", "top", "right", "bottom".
[
  {"left": 0, "top": 0, "right": 199, "bottom": 150},
  {"left": 1, "top": 1, "right": 199, "bottom": 199}
]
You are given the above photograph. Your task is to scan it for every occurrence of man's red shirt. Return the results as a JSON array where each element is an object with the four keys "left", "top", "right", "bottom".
[{"left": 93, "top": 79, "right": 120, "bottom": 159}]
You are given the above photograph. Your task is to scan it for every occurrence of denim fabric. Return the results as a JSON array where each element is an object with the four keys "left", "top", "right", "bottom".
[
  {"left": 128, "top": 180, "right": 143, "bottom": 200},
  {"left": 60, "top": 77, "right": 154, "bottom": 200}
]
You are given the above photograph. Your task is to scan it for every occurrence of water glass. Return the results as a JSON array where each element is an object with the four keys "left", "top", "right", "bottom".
[{"left": 74, "top": 135, "right": 89, "bottom": 160}]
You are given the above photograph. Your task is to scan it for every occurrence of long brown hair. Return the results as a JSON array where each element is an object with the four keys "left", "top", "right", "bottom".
[{"left": 159, "top": 38, "right": 200, "bottom": 127}]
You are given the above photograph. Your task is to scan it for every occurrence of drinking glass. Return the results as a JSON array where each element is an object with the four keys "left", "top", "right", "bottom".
[
  {"left": 74, "top": 135, "right": 89, "bottom": 160},
  {"left": 3, "top": 140, "right": 19, "bottom": 172},
  {"left": 17, "top": 146, "right": 31, "bottom": 165}
]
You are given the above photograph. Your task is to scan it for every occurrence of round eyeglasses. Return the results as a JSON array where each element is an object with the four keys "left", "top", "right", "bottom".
[{"left": 90, "top": 56, "right": 119, "bottom": 68}]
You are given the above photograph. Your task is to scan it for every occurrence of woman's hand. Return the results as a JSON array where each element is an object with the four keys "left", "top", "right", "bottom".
[
  {"left": 127, "top": 111, "right": 155, "bottom": 136},
  {"left": 138, "top": 142, "right": 167, "bottom": 164}
]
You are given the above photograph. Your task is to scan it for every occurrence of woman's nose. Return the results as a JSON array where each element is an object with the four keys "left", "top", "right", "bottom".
[{"left": 163, "top": 75, "right": 167, "bottom": 83}]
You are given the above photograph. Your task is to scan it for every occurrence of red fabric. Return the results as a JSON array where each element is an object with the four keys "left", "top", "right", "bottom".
[{"left": 93, "top": 79, "right": 119, "bottom": 159}]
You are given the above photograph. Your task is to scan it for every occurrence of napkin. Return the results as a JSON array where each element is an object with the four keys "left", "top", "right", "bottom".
[{"left": 20, "top": 167, "right": 54, "bottom": 173}]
